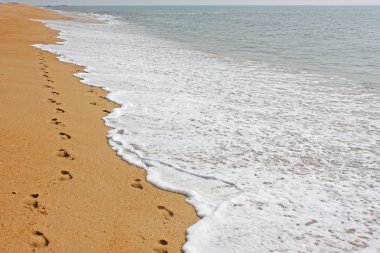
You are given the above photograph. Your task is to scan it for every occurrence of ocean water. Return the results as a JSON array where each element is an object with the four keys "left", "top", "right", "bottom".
[{"left": 37, "top": 6, "right": 380, "bottom": 253}]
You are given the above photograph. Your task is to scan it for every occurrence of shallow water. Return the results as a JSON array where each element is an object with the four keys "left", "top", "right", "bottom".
[{"left": 38, "top": 6, "right": 380, "bottom": 253}]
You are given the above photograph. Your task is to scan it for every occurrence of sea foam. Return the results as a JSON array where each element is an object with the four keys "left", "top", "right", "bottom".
[{"left": 34, "top": 10, "right": 380, "bottom": 253}]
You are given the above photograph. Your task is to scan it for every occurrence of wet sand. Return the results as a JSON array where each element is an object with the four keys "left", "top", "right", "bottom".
[{"left": 0, "top": 3, "right": 198, "bottom": 252}]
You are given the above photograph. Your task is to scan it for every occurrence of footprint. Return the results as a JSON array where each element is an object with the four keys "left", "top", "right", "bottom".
[
  {"left": 59, "top": 132, "right": 71, "bottom": 140},
  {"left": 159, "top": 240, "right": 168, "bottom": 246},
  {"left": 48, "top": 99, "right": 61, "bottom": 105},
  {"left": 23, "top": 194, "right": 47, "bottom": 215},
  {"left": 99, "top": 96, "right": 107, "bottom": 100},
  {"left": 103, "top": 109, "right": 111, "bottom": 113},
  {"left": 51, "top": 118, "right": 64, "bottom": 126},
  {"left": 131, "top": 182, "right": 143, "bottom": 190},
  {"left": 29, "top": 231, "right": 49, "bottom": 248},
  {"left": 51, "top": 91, "right": 59, "bottom": 95},
  {"left": 44, "top": 85, "right": 54, "bottom": 89},
  {"left": 157, "top": 206, "right": 174, "bottom": 217},
  {"left": 90, "top": 102, "right": 97, "bottom": 106},
  {"left": 57, "top": 149, "right": 73, "bottom": 160},
  {"left": 24, "top": 198, "right": 38, "bottom": 209},
  {"left": 56, "top": 108, "right": 65, "bottom": 113},
  {"left": 59, "top": 170, "right": 73, "bottom": 181},
  {"left": 42, "top": 74, "right": 49, "bottom": 78}
]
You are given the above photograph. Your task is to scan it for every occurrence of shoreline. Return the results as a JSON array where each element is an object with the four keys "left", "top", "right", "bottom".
[{"left": 0, "top": 3, "right": 198, "bottom": 253}]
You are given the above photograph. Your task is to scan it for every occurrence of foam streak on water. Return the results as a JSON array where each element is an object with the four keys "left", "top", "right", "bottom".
[{"left": 35, "top": 9, "right": 380, "bottom": 253}]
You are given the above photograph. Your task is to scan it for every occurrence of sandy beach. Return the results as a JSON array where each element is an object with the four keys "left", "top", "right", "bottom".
[{"left": 0, "top": 3, "right": 198, "bottom": 253}]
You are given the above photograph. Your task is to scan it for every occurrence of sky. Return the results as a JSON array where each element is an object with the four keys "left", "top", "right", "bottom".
[{"left": 1, "top": 0, "right": 380, "bottom": 5}]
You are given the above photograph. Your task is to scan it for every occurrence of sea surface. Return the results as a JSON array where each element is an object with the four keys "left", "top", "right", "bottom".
[{"left": 38, "top": 6, "right": 380, "bottom": 253}]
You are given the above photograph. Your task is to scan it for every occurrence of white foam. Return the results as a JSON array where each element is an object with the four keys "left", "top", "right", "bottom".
[{"left": 34, "top": 13, "right": 380, "bottom": 253}]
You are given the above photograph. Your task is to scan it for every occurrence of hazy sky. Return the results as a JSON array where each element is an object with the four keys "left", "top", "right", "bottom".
[{"left": 1, "top": 0, "right": 379, "bottom": 5}]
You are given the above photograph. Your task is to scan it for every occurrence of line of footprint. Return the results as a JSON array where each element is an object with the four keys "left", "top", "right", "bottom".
[
  {"left": 129, "top": 171, "right": 173, "bottom": 251},
  {"left": 25, "top": 51, "right": 75, "bottom": 250},
  {"left": 88, "top": 89, "right": 174, "bottom": 252},
  {"left": 39, "top": 52, "right": 74, "bottom": 165},
  {"left": 89, "top": 90, "right": 174, "bottom": 252}
]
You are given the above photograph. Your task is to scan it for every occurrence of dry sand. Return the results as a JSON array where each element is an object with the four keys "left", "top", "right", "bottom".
[{"left": 0, "top": 3, "right": 198, "bottom": 252}]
